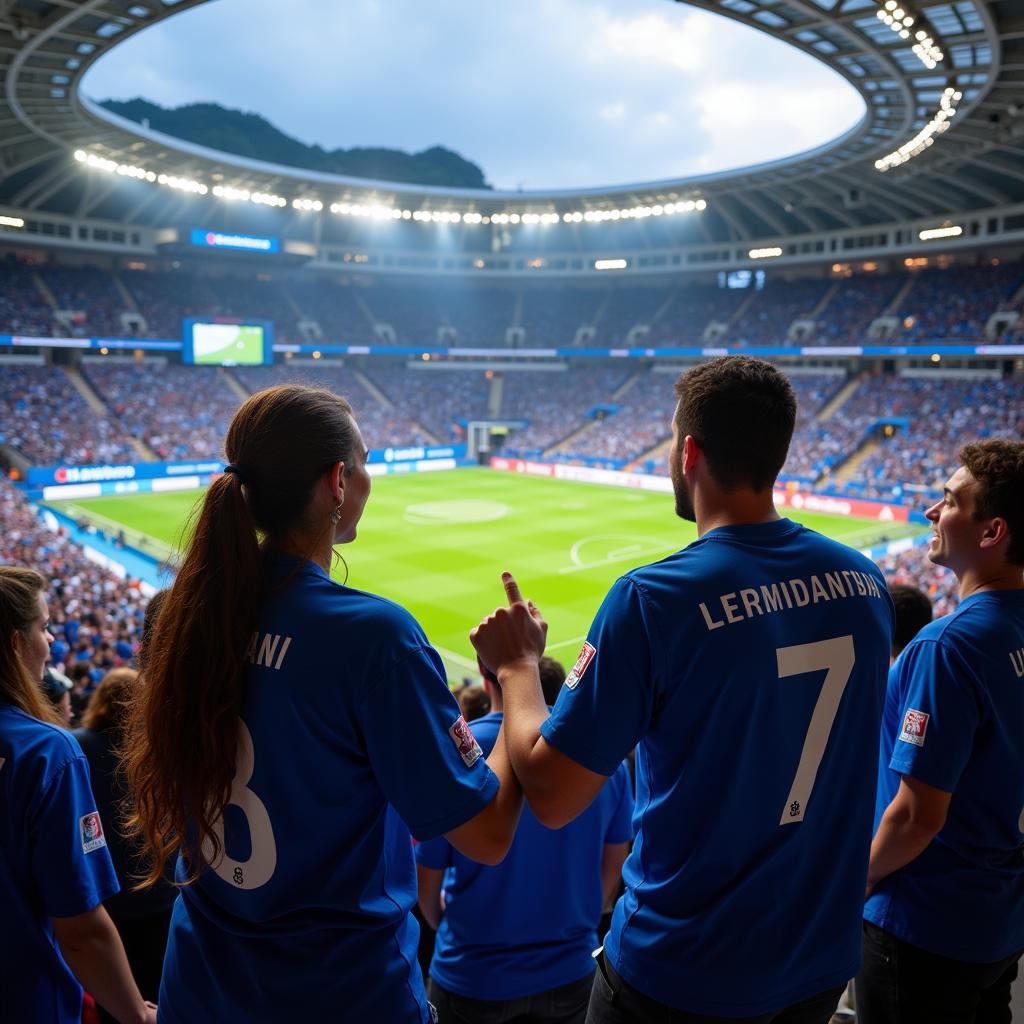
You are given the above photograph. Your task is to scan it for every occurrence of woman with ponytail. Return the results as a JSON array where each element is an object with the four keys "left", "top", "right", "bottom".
[
  {"left": 0, "top": 566, "right": 156, "bottom": 1024},
  {"left": 124, "top": 385, "right": 523, "bottom": 1023}
]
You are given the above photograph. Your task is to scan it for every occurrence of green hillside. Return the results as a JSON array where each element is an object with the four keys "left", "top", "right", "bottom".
[{"left": 99, "top": 98, "right": 491, "bottom": 189}]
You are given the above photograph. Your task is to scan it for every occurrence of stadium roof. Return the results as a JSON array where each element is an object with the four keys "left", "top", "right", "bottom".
[{"left": 0, "top": 0, "right": 1023, "bottom": 245}]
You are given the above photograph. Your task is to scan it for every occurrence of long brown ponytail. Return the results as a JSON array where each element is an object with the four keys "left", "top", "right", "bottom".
[
  {"left": 124, "top": 386, "right": 358, "bottom": 886},
  {"left": 0, "top": 566, "right": 60, "bottom": 725}
]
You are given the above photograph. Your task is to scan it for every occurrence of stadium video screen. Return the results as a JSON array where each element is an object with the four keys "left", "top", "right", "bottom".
[{"left": 183, "top": 319, "right": 273, "bottom": 366}]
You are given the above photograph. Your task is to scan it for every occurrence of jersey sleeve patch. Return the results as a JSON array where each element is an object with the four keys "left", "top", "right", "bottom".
[
  {"left": 565, "top": 641, "right": 597, "bottom": 690},
  {"left": 899, "top": 708, "right": 930, "bottom": 747},
  {"left": 79, "top": 812, "right": 107, "bottom": 854},
  {"left": 448, "top": 715, "right": 483, "bottom": 767}
]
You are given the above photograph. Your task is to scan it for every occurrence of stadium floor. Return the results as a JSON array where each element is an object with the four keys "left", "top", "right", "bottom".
[{"left": 56, "top": 467, "right": 923, "bottom": 679}]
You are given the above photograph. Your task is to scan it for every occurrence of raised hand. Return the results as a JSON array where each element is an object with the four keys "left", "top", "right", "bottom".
[{"left": 470, "top": 572, "right": 547, "bottom": 677}]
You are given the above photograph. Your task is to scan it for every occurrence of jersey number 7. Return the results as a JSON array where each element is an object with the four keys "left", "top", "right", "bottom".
[{"left": 776, "top": 635, "right": 856, "bottom": 826}]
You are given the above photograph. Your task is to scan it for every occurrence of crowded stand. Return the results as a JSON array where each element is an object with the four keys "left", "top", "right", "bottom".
[
  {"left": 287, "top": 278, "right": 379, "bottom": 347},
  {"left": 0, "top": 255, "right": 56, "bottom": 336},
  {"left": 814, "top": 272, "right": 905, "bottom": 344},
  {"left": 518, "top": 286, "right": 603, "bottom": 346},
  {"left": 836, "top": 374, "right": 1024, "bottom": 499},
  {"left": 645, "top": 281, "right": 750, "bottom": 345},
  {"left": 501, "top": 365, "right": 633, "bottom": 455},
  {"left": 36, "top": 263, "right": 129, "bottom": 338},
  {"left": 0, "top": 477, "right": 149, "bottom": 684},
  {"left": 83, "top": 361, "right": 241, "bottom": 461},
  {"left": 876, "top": 542, "right": 960, "bottom": 619},
  {"left": 895, "top": 261, "right": 1024, "bottom": 342},
  {"left": 3, "top": 258, "right": 1024, "bottom": 350},
  {"left": 235, "top": 362, "right": 434, "bottom": 447},
  {"left": 590, "top": 286, "right": 674, "bottom": 347},
  {"left": 363, "top": 364, "right": 493, "bottom": 441},
  {"left": 727, "top": 277, "right": 831, "bottom": 347},
  {"left": 0, "top": 363, "right": 135, "bottom": 466}
]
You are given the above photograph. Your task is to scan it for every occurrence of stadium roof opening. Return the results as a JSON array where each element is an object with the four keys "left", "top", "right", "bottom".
[{"left": 81, "top": 0, "right": 865, "bottom": 191}]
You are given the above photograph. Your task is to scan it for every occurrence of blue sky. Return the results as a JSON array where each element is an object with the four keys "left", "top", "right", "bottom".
[{"left": 83, "top": 0, "right": 865, "bottom": 190}]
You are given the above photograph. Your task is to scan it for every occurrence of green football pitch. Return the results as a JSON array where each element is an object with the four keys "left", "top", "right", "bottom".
[{"left": 52, "top": 468, "right": 922, "bottom": 680}]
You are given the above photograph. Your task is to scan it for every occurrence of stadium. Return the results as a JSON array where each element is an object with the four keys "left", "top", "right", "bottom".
[{"left": 1, "top": 0, "right": 1023, "bottom": 1020}]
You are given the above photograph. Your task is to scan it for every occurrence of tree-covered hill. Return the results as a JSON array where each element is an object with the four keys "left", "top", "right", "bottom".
[{"left": 99, "top": 98, "right": 491, "bottom": 189}]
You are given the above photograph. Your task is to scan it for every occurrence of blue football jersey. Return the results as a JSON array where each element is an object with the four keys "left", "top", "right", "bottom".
[
  {"left": 0, "top": 703, "right": 120, "bottom": 1024},
  {"left": 541, "top": 518, "right": 894, "bottom": 1016},
  {"left": 865, "top": 590, "right": 1024, "bottom": 963},
  {"left": 416, "top": 712, "right": 634, "bottom": 999},
  {"left": 159, "top": 555, "right": 498, "bottom": 1024}
]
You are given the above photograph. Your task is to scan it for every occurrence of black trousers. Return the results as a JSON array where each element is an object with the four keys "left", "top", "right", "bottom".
[
  {"left": 854, "top": 920, "right": 1022, "bottom": 1024},
  {"left": 586, "top": 953, "right": 844, "bottom": 1024},
  {"left": 430, "top": 973, "right": 593, "bottom": 1024}
]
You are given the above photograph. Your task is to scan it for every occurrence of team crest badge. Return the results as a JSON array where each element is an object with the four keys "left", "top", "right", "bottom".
[
  {"left": 565, "top": 642, "right": 597, "bottom": 690},
  {"left": 899, "top": 709, "right": 929, "bottom": 747},
  {"left": 79, "top": 812, "right": 107, "bottom": 854},
  {"left": 449, "top": 715, "right": 483, "bottom": 767}
]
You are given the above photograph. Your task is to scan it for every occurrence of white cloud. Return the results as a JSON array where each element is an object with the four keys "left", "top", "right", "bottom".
[{"left": 81, "top": 0, "right": 865, "bottom": 189}]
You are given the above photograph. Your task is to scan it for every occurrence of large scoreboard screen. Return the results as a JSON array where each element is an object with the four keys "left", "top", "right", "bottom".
[{"left": 183, "top": 320, "right": 273, "bottom": 366}]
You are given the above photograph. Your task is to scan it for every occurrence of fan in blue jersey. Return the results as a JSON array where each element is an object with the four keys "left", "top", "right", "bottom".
[
  {"left": 123, "top": 386, "right": 524, "bottom": 1024},
  {"left": 0, "top": 566, "right": 156, "bottom": 1024},
  {"left": 416, "top": 655, "right": 634, "bottom": 1023},
  {"left": 857, "top": 439, "right": 1024, "bottom": 1024},
  {"left": 471, "top": 357, "right": 895, "bottom": 1023}
]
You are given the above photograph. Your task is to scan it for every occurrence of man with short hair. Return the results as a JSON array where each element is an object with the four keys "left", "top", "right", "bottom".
[
  {"left": 857, "top": 439, "right": 1024, "bottom": 1024},
  {"left": 886, "top": 583, "right": 933, "bottom": 662},
  {"left": 416, "top": 656, "right": 633, "bottom": 1024},
  {"left": 472, "top": 356, "right": 895, "bottom": 1023}
]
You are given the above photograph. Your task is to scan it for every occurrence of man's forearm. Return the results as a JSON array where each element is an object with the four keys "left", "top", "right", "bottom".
[
  {"left": 497, "top": 658, "right": 552, "bottom": 797},
  {"left": 867, "top": 806, "right": 940, "bottom": 892}
]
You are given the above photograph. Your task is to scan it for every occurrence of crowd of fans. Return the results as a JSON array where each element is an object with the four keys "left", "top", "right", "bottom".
[
  {"left": 3, "top": 357, "right": 1022, "bottom": 503},
  {"left": 3, "top": 255, "right": 1024, "bottom": 350},
  {"left": 83, "top": 362, "right": 241, "bottom": 461},
  {"left": 0, "top": 477, "right": 149, "bottom": 692},
  {"left": 501, "top": 366, "right": 633, "bottom": 455},
  {"left": 0, "top": 364, "right": 136, "bottom": 465}
]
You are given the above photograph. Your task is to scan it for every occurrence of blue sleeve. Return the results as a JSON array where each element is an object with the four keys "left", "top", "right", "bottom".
[
  {"left": 887, "top": 638, "right": 980, "bottom": 793},
  {"left": 415, "top": 836, "right": 453, "bottom": 871},
  {"left": 541, "top": 577, "right": 658, "bottom": 777},
  {"left": 604, "top": 762, "right": 636, "bottom": 844},
  {"left": 361, "top": 645, "right": 499, "bottom": 840},
  {"left": 32, "top": 757, "right": 120, "bottom": 918}
]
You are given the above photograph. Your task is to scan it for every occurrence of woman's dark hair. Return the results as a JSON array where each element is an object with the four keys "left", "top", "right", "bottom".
[
  {"left": 0, "top": 566, "right": 59, "bottom": 725},
  {"left": 674, "top": 357, "right": 797, "bottom": 493},
  {"left": 138, "top": 589, "right": 168, "bottom": 670},
  {"left": 124, "top": 385, "right": 359, "bottom": 886}
]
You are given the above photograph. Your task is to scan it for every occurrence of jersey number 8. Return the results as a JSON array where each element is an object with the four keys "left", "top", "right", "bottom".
[{"left": 201, "top": 720, "right": 278, "bottom": 890}]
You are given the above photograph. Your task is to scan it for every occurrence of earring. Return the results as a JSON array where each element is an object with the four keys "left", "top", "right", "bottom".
[{"left": 330, "top": 500, "right": 345, "bottom": 525}]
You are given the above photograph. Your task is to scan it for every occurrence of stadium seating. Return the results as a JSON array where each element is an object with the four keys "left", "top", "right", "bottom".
[
  {"left": 83, "top": 362, "right": 240, "bottom": 461},
  {"left": 0, "top": 477, "right": 149, "bottom": 669},
  {"left": 0, "top": 364, "right": 135, "bottom": 466},
  {"left": 4, "top": 258, "right": 1024, "bottom": 351}
]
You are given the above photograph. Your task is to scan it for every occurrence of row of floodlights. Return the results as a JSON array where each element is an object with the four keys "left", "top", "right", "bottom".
[
  {"left": 875, "top": 1, "right": 943, "bottom": 68},
  {"left": 874, "top": 88, "right": 962, "bottom": 172},
  {"left": 747, "top": 224, "right": 963, "bottom": 260},
  {"left": 73, "top": 149, "right": 707, "bottom": 225}
]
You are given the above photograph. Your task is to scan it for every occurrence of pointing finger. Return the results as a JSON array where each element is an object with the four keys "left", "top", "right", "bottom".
[{"left": 502, "top": 571, "right": 524, "bottom": 606}]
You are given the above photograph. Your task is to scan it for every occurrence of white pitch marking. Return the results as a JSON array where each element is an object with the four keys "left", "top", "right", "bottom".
[
  {"left": 546, "top": 634, "right": 589, "bottom": 652},
  {"left": 561, "top": 534, "right": 676, "bottom": 575},
  {"left": 433, "top": 644, "right": 480, "bottom": 672}
]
